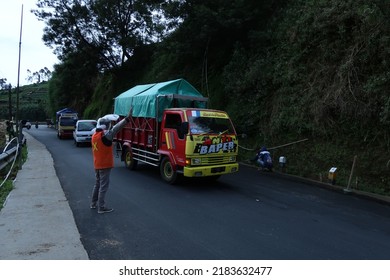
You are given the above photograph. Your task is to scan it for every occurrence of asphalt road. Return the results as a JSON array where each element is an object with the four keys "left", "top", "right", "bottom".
[{"left": 27, "top": 125, "right": 390, "bottom": 260}]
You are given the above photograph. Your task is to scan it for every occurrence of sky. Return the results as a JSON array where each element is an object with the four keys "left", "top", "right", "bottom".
[{"left": 0, "top": 0, "right": 58, "bottom": 87}]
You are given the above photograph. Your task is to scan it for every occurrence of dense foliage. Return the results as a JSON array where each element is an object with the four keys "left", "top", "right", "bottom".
[
  {"left": 0, "top": 83, "right": 50, "bottom": 121},
  {"left": 3, "top": 0, "right": 389, "bottom": 194}
]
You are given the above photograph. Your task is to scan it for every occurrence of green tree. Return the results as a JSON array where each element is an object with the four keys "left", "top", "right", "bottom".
[
  {"left": 33, "top": 0, "right": 178, "bottom": 71},
  {"left": 48, "top": 50, "right": 99, "bottom": 114},
  {"left": 0, "top": 78, "right": 9, "bottom": 89},
  {"left": 27, "top": 67, "right": 52, "bottom": 84}
]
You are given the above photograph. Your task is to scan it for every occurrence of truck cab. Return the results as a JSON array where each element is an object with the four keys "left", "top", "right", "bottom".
[
  {"left": 57, "top": 113, "right": 78, "bottom": 139},
  {"left": 158, "top": 109, "right": 238, "bottom": 183}
]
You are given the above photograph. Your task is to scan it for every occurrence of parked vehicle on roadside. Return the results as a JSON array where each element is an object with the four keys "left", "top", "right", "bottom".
[{"left": 73, "top": 119, "right": 97, "bottom": 146}]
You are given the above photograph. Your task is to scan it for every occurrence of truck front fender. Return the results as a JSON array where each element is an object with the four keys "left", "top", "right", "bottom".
[{"left": 157, "top": 150, "right": 177, "bottom": 171}]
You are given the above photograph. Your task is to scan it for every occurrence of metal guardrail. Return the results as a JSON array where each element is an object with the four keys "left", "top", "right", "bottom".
[
  {"left": 0, "top": 146, "right": 18, "bottom": 171},
  {"left": 0, "top": 137, "right": 22, "bottom": 188}
]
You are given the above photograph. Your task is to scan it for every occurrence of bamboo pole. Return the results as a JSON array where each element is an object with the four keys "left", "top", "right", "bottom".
[
  {"left": 239, "top": 138, "right": 309, "bottom": 152},
  {"left": 268, "top": 138, "right": 309, "bottom": 150},
  {"left": 345, "top": 155, "right": 357, "bottom": 192}
]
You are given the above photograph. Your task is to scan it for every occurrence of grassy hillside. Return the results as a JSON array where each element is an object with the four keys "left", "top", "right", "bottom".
[{"left": 0, "top": 82, "right": 52, "bottom": 123}]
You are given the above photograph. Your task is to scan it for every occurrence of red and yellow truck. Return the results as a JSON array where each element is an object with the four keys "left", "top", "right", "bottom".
[{"left": 114, "top": 79, "right": 239, "bottom": 184}]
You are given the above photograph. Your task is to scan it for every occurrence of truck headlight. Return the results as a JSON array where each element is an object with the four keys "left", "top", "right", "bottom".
[
  {"left": 229, "top": 156, "right": 236, "bottom": 162},
  {"left": 192, "top": 158, "right": 202, "bottom": 165}
]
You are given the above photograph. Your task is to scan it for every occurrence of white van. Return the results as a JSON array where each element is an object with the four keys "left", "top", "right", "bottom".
[{"left": 73, "top": 119, "right": 97, "bottom": 147}]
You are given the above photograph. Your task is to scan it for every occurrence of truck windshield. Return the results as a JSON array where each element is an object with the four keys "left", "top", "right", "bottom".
[
  {"left": 60, "top": 118, "right": 77, "bottom": 126},
  {"left": 188, "top": 116, "right": 234, "bottom": 135}
]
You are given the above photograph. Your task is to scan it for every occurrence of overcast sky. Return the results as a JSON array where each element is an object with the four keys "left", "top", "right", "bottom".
[{"left": 0, "top": 0, "right": 58, "bottom": 87}]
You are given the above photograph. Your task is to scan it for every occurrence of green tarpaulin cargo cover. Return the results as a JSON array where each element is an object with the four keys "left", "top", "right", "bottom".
[{"left": 114, "top": 79, "right": 208, "bottom": 120}]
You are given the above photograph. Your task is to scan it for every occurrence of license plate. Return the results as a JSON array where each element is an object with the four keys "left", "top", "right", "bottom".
[{"left": 211, "top": 167, "right": 225, "bottom": 173}]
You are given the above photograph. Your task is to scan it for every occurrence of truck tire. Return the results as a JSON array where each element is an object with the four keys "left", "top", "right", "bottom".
[
  {"left": 160, "top": 157, "right": 177, "bottom": 184},
  {"left": 124, "top": 148, "right": 138, "bottom": 170}
]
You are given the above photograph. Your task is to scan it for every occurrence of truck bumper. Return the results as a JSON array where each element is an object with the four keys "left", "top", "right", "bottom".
[
  {"left": 62, "top": 131, "right": 74, "bottom": 136},
  {"left": 59, "top": 130, "right": 74, "bottom": 139},
  {"left": 183, "top": 163, "right": 239, "bottom": 177}
]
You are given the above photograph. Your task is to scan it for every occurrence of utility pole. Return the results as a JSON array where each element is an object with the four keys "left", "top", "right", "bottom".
[
  {"left": 16, "top": 4, "right": 23, "bottom": 135},
  {"left": 16, "top": 4, "right": 24, "bottom": 170}
]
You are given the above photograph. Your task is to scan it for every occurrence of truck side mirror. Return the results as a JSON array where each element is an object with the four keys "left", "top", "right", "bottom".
[{"left": 178, "top": 122, "right": 189, "bottom": 139}]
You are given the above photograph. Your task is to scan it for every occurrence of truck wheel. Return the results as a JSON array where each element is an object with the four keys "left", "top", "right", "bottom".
[
  {"left": 124, "top": 148, "right": 137, "bottom": 170},
  {"left": 160, "top": 157, "right": 177, "bottom": 184}
]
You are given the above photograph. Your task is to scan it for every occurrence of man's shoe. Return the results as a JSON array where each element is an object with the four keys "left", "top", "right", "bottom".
[
  {"left": 98, "top": 207, "right": 114, "bottom": 214},
  {"left": 90, "top": 203, "right": 97, "bottom": 209}
]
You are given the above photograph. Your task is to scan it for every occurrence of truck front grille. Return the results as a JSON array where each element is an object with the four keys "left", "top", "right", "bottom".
[{"left": 201, "top": 155, "right": 234, "bottom": 165}]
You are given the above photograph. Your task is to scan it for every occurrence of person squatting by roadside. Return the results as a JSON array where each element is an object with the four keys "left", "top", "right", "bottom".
[
  {"left": 253, "top": 146, "right": 273, "bottom": 171},
  {"left": 90, "top": 108, "right": 132, "bottom": 214}
]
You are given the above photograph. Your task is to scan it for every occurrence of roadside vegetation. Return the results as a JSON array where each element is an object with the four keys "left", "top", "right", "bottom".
[
  {"left": 0, "top": 83, "right": 50, "bottom": 122},
  {"left": 1, "top": 0, "right": 389, "bottom": 196},
  {"left": 0, "top": 181, "right": 13, "bottom": 211}
]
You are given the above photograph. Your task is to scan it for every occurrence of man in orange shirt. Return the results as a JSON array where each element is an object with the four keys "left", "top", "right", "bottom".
[{"left": 90, "top": 109, "right": 132, "bottom": 214}]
